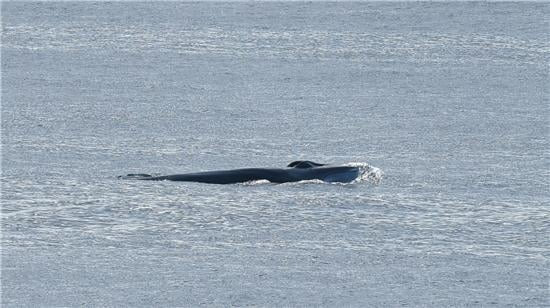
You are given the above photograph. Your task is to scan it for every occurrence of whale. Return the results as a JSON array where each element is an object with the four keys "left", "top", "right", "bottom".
[{"left": 120, "top": 161, "right": 360, "bottom": 184}]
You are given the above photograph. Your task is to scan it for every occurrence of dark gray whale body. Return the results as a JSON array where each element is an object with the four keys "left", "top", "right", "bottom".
[{"left": 121, "top": 161, "right": 360, "bottom": 184}]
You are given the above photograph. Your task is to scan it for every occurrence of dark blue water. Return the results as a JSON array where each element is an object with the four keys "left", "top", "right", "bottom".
[{"left": 2, "top": 2, "right": 549, "bottom": 306}]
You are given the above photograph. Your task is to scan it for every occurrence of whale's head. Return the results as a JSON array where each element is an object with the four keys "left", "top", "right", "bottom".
[
  {"left": 319, "top": 166, "right": 360, "bottom": 183},
  {"left": 287, "top": 161, "right": 360, "bottom": 183},
  {"left": 287, "top": 160, "right": 325, "bottom": 169},
  {"left": 287, "top": 161, "right": 359, "bottom": 182}
]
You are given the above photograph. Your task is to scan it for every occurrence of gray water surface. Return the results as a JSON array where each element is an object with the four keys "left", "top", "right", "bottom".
[{"left": 2, "top": 2, "right": 549, "bottom": 306}]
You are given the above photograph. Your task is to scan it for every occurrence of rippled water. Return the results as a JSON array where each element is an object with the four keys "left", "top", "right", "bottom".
[{"left": 2, "top": 2, "right": 549, "bottom": 306}]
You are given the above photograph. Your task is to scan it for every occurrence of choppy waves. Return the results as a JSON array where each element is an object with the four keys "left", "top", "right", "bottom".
[{"left": 3, "top": 24, "right": 548, "bottom": 65}]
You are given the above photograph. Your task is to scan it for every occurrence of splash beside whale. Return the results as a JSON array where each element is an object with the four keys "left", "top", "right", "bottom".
[{"left": 120, "top": 161, "right": 361, "bottom": 184}]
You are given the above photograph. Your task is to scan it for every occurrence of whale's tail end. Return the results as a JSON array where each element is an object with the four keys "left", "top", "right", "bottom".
[{"left": 118, "top": 173, "right": 154, "bottom": 180}]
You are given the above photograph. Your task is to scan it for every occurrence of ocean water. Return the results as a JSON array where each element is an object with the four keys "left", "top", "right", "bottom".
[{"left": 1, "top": 2, "right": 549, "bottom": 306}]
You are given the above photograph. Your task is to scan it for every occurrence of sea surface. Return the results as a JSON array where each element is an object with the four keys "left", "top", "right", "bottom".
[{"left": 2, "top": 2, "right": 549, "bottom": 306}]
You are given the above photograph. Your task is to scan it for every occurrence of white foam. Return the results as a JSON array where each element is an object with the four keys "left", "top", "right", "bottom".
[{"left": 345, "top": 162, "right": 384, "bottom": 185}]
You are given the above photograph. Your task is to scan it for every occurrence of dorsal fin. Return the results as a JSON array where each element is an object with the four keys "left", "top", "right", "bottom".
[{"left": 287, "top": 161, "right": 325, "bottom": 168}]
